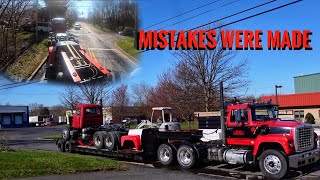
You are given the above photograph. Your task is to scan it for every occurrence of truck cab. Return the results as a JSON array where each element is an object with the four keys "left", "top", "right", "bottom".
[{"left": 205, "top": 101, "right": 319, "bottom": 179}]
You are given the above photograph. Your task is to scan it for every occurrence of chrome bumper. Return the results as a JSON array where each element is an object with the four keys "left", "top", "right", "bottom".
[{"left": 288, "top": 148, "right": 320, "bottom": 168}]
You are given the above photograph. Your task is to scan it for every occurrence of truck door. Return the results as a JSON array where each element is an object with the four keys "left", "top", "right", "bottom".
[{"left": 227, "top": 108, "right": 252, "bottom": 138}]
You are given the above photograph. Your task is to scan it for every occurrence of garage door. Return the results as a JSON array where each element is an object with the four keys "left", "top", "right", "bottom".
[
  {"left": 2, "top": 115, "right": 11, "bottom": 125},
  {"left": 15, "top": 115, "right": 23, "bottom": 125}
]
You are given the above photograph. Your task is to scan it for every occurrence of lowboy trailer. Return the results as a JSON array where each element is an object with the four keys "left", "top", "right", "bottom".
[{"left": 57, "top": 82, "right": 320, "bottom": 179}]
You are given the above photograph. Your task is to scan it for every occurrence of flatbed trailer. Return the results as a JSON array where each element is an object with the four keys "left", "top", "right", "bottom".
[{"left": 46, "top": 41, "right": 110, "bottom": 83}]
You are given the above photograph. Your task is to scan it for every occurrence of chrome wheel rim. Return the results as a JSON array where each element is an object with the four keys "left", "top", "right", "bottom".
[
  {"left": 159, "top": 148, "right": 170, "bottom": 162},
  {"left": 105, "top": 136, "right": 112, "bottom": 147},
  {"left": 95, "top": 136, "right": 101, "bottom": 146},
  {"left": 179, "top": 148, "right": 192, "bottom": 165},
  {"left": 264, "top": 155, "right": 281, "bottom": 174}
]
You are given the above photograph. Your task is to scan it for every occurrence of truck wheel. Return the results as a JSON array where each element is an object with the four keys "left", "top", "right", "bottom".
[
  {"left": 158, "top": 144, "right": 175, "bottom": 166},
  {"left": 62, "top": 127, "right": 70, "bottom": 140},
  {"left": 65, "top": 141, "right": 73, "bottom": 153},
  {"left": 93, "top": 131, "right": 105, "bottom": 150},
  {"left": 177, "top": 145, "right": 196, "bottom": 169},
  {"left": 259, "top": 149, "right": 287, "bottom": 179},
  {"left": 104, "top": 132, "right": 118, "bottom": 151},
  {"left": 57, "top": 139, "right": 65, "bottom": 152}
]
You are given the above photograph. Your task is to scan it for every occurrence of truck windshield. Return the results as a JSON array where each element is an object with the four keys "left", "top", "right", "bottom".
[{"left": 251, "top": 106, "right": 276, "bottom": 121}]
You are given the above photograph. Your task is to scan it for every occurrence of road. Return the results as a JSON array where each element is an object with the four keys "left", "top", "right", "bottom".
[
  {"left": 1, "top": 126, "right": 320, "bottom": 180},
  {"left": 69, "top": 23, "right": 137, "bottom": 81},
  {"left": 30, "top": 23, "right": 138, "bottom": 83}
]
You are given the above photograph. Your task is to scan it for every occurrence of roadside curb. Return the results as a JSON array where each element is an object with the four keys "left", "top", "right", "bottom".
[{"left": 27, "top": 55, "right": 48, "bottom": 81}]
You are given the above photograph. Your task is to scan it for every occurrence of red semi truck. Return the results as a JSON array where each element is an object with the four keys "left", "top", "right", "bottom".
[{"left": 57, "top": 82, "right": 320, "bottom": 179}]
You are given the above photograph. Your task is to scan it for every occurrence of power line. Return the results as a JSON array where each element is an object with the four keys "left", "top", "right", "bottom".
[
  {"left": 142, "top": 0, "right": 225, "bottom": 29},
  {"left": 157, "top": 0, "right": 242, "bottom": 30},
  {"left": 136, "top": 0, "right": 302, "bottom": 54},
  {"left": 0, "top": 80, "right": 40, "bottom": 91}
]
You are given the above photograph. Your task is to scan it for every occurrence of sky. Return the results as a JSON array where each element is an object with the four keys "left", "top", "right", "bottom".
[{"left": 0, "top": 0, "right": 319, "bottom": 106}]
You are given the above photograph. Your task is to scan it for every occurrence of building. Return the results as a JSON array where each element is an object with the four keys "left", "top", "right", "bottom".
[
  {"left": 261, "top": 92, "right": 320, "bottom": 124},
  {"left": 0, "top": 106, "right": 29, "bottom": 128},
  {"left": 294, "top": 73, "right": 320, "bottom": 93}
]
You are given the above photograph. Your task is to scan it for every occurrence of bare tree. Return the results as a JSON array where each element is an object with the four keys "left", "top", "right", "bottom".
[
  {"left": 111, "top": 84, "right": 130, "bottom": 122},
  {"left": 172, "top": 28, "right": 249, "bottom": 111},
  {"left": 77, "top": 80, "right": 112, "bottom": 106},
  {"left": 59, "top": 85, "right": 81, "bottom": 109},
  {"left": 131, "top": 81, "right": 152, "bottom": 118}
]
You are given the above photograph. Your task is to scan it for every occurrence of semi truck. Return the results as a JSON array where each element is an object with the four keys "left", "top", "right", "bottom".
[{"left": 57, "top": 82, "right": 320, "bottom": 179}]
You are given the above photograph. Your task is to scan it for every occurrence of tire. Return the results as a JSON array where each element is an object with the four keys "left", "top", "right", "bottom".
[
  {"left": 65, "top": 141, "right": 73, "bottom": 153},
  {"left": 57, "top": 139, "right": 65, "bottom": 152},
  {"left": 62, "top": 127, "right": 70, "bottom": 140},
  {"left": 93, "top": 131, "right": 105, "bottom": 150},
  {"left": 104, "top": 132, "right": 118, "bottom": 151},
  {"left": 259, "top": 149, "right": 288, "bottom": 180},
  {"left": 177, "top": 145, "right": 196, "bottom": 169},
  {"left": 157, "top": 144, "right": 175, "bottom": 166}
]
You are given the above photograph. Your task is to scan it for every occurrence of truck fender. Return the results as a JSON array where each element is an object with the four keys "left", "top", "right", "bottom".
[
  {"left": 253, "top": 135, "right": 293, "bottom": 157},
  {"left": 121, "top": 135, "right": 141, "bottom": 150}
]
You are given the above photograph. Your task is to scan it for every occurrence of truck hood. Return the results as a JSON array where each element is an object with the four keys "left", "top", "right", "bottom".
[{"left": 255, "top": 119, "right": 303, "bottom": 128}]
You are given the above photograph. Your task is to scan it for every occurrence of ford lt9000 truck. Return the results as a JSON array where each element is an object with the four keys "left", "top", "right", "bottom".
[{"left": 57, "top": 82, "right": 320, "bottom": 179}]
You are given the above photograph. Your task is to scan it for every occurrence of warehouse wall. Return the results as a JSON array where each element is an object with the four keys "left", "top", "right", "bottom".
[
  {"left": 294, "top": 73, "right": 320, "bottom": 93},
  {"left": 0, "top": 106, "right": 29, "bottom": 128}
]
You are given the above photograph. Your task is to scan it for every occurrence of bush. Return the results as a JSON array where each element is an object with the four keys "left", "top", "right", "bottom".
[{"left": 305, "top": 113, "right": 315, "bottom": 124}]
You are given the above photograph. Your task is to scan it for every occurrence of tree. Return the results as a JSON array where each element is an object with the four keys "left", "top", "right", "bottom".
[
  {"left": 39, "top": 107, "right": 50, "bottom": 115},
  {"left": 305, "top": 113, "right": 315, "bottom": 124},
  {"left": 29, "top": 103, "right": 44, "bottom": 116},
  {"left": 59, "top": 85, "right": 81, "bottom": 109},
  {"left": 77, "top": 80, "right": 111, "bottom": 106},
  {"left": 172, "top": 27, "right": 249, "bottom": 112},
  {"left": 110, "top": 84, "right": 130, "bottom": 122},
  {"left": 131, "top": 82, "right": 152, "bottom": 118},
  {"left": 50, "top": 105, "right": 66, "bottom": 116}
]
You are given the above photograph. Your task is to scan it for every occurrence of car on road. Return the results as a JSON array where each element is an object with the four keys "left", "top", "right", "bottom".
[{"left": 74, "top": 24, "right": 81, "bottom": 30}]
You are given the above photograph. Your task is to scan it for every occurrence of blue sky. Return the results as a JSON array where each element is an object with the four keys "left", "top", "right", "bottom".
[{"left": 0, "top": 0, "right": 319, "bottom": 106}]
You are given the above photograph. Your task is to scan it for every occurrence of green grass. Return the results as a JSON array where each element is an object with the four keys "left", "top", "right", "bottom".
[
  {"left": 6, "top": 39, "right": 47, "bottom": 80},
  {"left": 117, "top": 37, "right": 140, "bottom": 59},
  {"left": 42, "top": 134, "right": 62, "bottom": 140},
  {"left": 0, "top": 151, "right": 126, "bottom": 179},
  {"left": 17, "top": 31, "right": 34, "bottom": 39}
]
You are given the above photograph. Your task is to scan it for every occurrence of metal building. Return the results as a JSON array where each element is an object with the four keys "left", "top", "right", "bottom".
[
  {"left": 0, "top": 106, "right": 29, "bottom": 128},
  {"left": 294, "top": 73, "right": 320, "bottom": 93}
]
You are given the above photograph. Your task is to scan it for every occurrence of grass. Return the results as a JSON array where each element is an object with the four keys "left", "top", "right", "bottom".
[
  {"left": 117, "top": 37, "right": 140, "bottom": 59},
  {"left": 129, "top": 121, "right": 199, "bottom": 130},
  {"left": 0, "top": 151, "right": 126, "bottom": 179},
  {"left": 42, "top": 134, "right": 62, "bottom": 140},
  {"left": 6, "top": 39, "right": 47, "bottom": 80},
  {"left": 17, "top": 31, "right": 34, "bottom": 40}
]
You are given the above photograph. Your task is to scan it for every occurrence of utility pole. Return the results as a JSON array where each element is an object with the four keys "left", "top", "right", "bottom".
[{"left": 275, "top": 85, "right": 282, "bottom": 105}]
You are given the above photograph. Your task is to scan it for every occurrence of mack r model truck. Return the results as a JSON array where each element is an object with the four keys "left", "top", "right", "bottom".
[{"left": 57, "top": 82, "right": 320, "bottom": 179}]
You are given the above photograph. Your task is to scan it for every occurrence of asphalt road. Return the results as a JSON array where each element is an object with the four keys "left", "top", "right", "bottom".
[
  {"left": 1, "top": 126, "right": 320, "bottom": 180},
  {"left": 69, "top": 23, "right": 138, "bottom": 81}
]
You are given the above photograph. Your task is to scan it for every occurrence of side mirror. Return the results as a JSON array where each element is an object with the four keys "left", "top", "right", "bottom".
[{"left": 235, "top": 110, "right": 241, "bottom": 122}]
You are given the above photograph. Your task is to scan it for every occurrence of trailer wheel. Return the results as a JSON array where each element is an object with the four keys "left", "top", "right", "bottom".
[
  {"left": 62, "top": 127, "right": 70, "bottom": 140},
  {"left": 259, "top": 149, "right": 287, "bottom": 179},
  {"left": 57, "top": 140, "right": 65, "bottom": 152},
  {"left": 104, "top": 132, "right": 118, "bottom": 151},
  {"left": 177, "top": 145, "right": 196, "bottom": 169},
  {"left": 65, "top": 141, "right": 73, "bottom": 153},
  {"left": 158, "top": 144, "right": 175, "bottom": 166},
  {"left": 93, "top": 131, "right": 105, "bottom": 150}
]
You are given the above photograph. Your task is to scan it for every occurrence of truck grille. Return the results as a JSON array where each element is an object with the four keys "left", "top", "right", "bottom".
[{"left": 295, "top": 125, "right": 314, "bottom": 152}]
